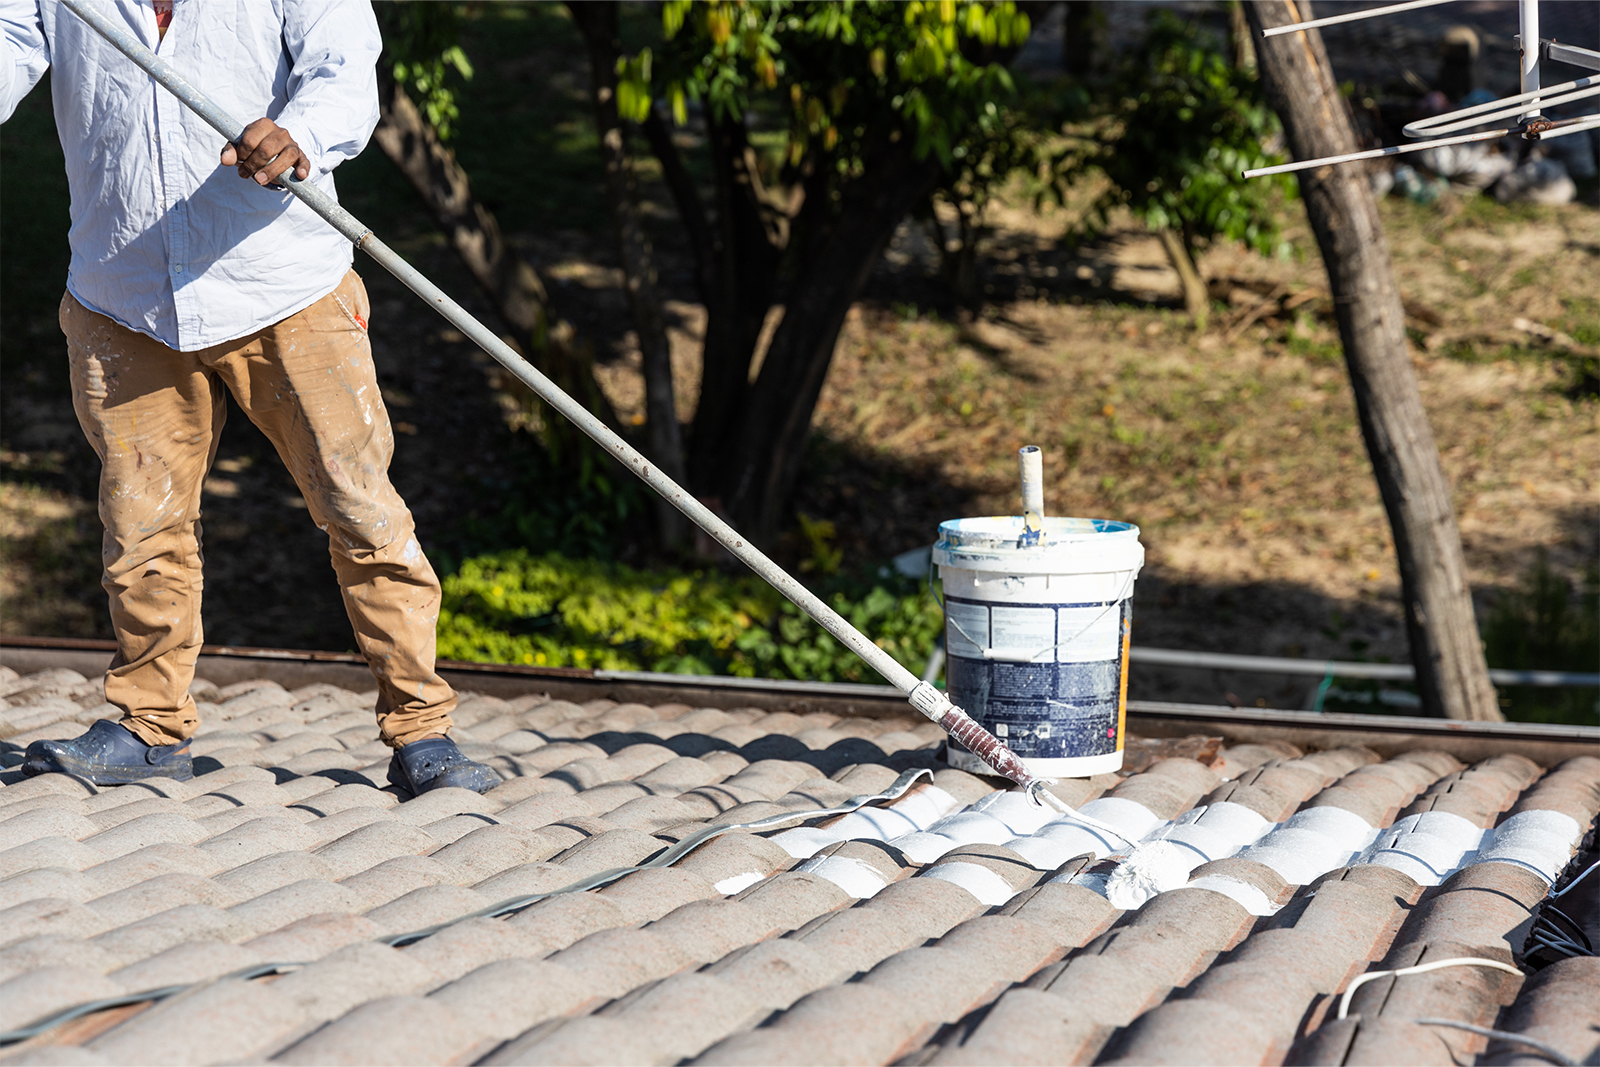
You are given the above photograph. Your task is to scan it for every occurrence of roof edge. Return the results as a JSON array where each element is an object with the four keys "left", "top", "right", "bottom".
[{"left": 3, "top": 636, "right": 1593, "bottom": 766}]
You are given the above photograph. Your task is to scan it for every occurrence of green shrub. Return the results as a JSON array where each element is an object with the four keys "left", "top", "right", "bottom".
[
  {"left": 1482, "top": 551, "right": 1600, "bottom": 725},
  {"left": 1091, "top": 11, "right": 1295, "bottom": 261},
  {"left": 437, "top": 550, "right": 943, "bottom": 684}
]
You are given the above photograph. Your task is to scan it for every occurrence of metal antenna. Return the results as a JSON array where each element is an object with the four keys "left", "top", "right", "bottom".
[{"left": 1244, "top": 0, "right": 1600, "bottom": 180}]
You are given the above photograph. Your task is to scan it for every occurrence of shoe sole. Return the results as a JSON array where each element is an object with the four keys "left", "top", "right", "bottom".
[{"left": 21, "top": 754, "right": 195, "bottom": 785}]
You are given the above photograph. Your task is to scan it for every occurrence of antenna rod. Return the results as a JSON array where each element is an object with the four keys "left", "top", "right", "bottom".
[
  {"left": 1519, "top": 0, "right": 1541, "bottom": 120},
  {"left": 1259, "top": 0, "right": 1455, "bottom": 39}
]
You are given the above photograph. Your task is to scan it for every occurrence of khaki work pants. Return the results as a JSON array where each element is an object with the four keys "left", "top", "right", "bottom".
[{"left": 62, "top": 271, "right": 456, "bottom": 749}]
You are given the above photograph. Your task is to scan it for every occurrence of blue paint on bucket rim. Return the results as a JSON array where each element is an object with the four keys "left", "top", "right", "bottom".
[{"left": 933, "top": 516, "right": 1144, "bottom": 575}]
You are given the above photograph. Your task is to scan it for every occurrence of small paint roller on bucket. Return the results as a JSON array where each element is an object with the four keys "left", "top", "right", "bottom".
[{"left": 55, "top": 0, "right": 1144, "bottom": 825}]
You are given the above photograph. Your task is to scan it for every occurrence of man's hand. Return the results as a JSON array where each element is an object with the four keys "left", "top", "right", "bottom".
[{"left": 220, "top": 118, "right": 310, "bottom": 186}]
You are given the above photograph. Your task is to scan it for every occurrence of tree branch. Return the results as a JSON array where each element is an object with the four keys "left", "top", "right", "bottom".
[
  {"left": 641, "top": 109, "right": 716, "bottom": 305},
  {"left": 371, "top": 74, "right": 624, "bottom": 448}
]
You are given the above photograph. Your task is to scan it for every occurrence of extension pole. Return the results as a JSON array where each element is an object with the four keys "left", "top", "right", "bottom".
[{"left": 61, "top": 0, "right": 1059, "bottom": 801}]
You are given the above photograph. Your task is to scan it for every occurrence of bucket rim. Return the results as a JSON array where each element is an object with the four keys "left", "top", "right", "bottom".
[{"left": 935, "top": 515, "right": 1141, "bottom": 548}]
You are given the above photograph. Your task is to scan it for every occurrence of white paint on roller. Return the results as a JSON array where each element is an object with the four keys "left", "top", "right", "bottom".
[
  {"left": 1478, "top": 809, "right": 1583, "bottom": 882},
  {"left": 1102, "top": 840, "right": 1196, "bottom": 909},
  {"left": 1018, "top": 445, "right": 1045, "bottom": 544},
  {"left": 795, "top": 855, "right": 890, "bottom": 899},
  {"left": 1187, "top": 875, "right": 1282, "bottom": 916},
  {"left": 713, "top": 871, "right": 766, "bottom": 895},
  {"left": 922, "top": 861, "right": 1017, "bottom": 906},
  {"left": 1076, "top": 799, "right": 1283, "bottom": 908}
]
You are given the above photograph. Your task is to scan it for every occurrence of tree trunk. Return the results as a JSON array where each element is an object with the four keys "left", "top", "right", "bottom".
[
  {"left": 1228, "top": 0, "right": 1257, "bottom": 72},
  {"left": 569, "top": 1, "right": 688, "bottom": 548},
  {"left": 1248, "top": 0, "right": 1501, "bottom": 720},
  {"left": 724, "top": 142, "right": 945, "bottom": 542},
  {"left": 684, "top": 116, "right": 785, "bottom": 496},
  {"left": 1157, "top": 227, "right": 1209, "bottom": 328},
  {"left": 370, "top": 74, "right": 620, "bottom": 458},
  {"left": 1061, "top": 1, "right": 1100, "bottom": 80}
]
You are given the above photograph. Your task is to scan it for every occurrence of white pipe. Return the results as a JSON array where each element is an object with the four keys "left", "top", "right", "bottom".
[
  {"left": 1402, "top": 76, "right": 1599, "bottom": 138},
  {"left": 1018, "top": 445, "right": 1045, "bottom": 546},
  {"left": 1242, "top": 125, "right": 1515, "bottom": 178},
  {"left": 1538, "top": 114, "right": 1600, "bottom": 140},
  {"left": 1520, "top": 0, "right": 1541, "bottom": 119},
  {"left": 1259, "top": 0, "right": 1456, "bottom": 38}
]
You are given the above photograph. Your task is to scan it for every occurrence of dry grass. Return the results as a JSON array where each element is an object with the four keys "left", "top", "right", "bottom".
[
  {"left": 0, "top": 477, "right": 106, "bottom": 637},
  {"left": 772, "top": 192, "right": 1600, "bottom": 689}
]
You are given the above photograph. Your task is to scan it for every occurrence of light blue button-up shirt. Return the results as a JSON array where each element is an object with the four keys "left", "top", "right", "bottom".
[{"left": 0, "top": 0, "right": 381, "bottom": 351}]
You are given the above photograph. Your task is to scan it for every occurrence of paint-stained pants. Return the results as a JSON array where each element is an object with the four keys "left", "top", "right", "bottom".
[{"left": 62, "top": 271, "right": 456, "bottom": 748}]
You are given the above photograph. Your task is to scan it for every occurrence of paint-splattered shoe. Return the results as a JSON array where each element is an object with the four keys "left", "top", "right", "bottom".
[
  {"left": 21, "top": 718, "right": 194, "bottom": 784},
  {"left": 388, "top": 736, "right": 499, "bottom": 796}
]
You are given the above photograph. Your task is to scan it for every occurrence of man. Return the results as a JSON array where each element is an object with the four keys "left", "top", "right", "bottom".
[{"left": 1, "top": 0, "right": 496, "bottom": 795}]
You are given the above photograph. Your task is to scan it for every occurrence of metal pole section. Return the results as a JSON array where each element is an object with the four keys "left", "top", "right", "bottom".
[
  {"left": 1242, "top": 125, "right": 1514, "bottom": 178},
  {"left": 1520, "top": 0, "right": 1541, "bottom": 120},
  {"left": 1127, "top": 646, "right": 1600, "bottom": 687},
  {"left": 1259, "top": 0, "right": 1455, "bottom": 39},
  {"left": 1401, "top": 76, "right": 1600, "bottom": 138},
  {"left": 60, "top": 0, "right": 1064, "bottom": 800}
]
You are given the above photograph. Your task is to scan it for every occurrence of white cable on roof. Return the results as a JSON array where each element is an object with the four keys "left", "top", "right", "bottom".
[{"left": 1336, "top": 957, "right": 1524, "bottom": 1021}]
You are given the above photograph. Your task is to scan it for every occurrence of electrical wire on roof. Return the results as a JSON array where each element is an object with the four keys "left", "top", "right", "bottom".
[
  {"left": 0, "top": 963, "right": 306, "bottom": 1047},
  {"left": 0, "top": 770, "right": 935, "bottom": 1047},
  {"left": 1525, "top": 857, "right": 1599, "bottom": 967},
  {"left": 1336, "top": 957, "right": 1524, "bottom": 1021},
  {"left": 1413, "top": 1019, "right": 1576, "bottom": 1067}
]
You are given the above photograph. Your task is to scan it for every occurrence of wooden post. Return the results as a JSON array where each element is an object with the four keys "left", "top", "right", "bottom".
[{"left": 1248, "top": 0, "right": 1501, "bottom": 720}]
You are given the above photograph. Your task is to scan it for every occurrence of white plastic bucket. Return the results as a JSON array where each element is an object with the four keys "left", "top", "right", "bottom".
[{"left": 932, "top": 515, "right": 1145, "bottom": 777}]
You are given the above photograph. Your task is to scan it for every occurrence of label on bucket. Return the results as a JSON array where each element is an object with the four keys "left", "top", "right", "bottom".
[{"left": 944, "top": 596, "right": 1130, "bottom": 763}]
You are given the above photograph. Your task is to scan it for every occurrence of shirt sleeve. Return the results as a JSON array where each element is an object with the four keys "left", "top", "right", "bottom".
[
  {"left": 0, "top": 0, "right": 49, "bottom": 125},
  {"left": 274, "top": 0, "right": 381, "bottom": 175}
]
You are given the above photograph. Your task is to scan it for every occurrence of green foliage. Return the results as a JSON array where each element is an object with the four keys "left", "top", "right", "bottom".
[
  {"left": 1091, "top": 11, "right": 1293, "bottom": 257},
  {"left": 627, "top": 0, "right": 1030, "bottom": 168},
  {"left": 430, "top": 439, "right": 653, "bottom": 579},
  {"left": 796, "top": 513, "right": 843, "bottom": 575},
  {"left": 377, "top": 3, "right": 475, "bottom": 139},
  {"left": 1482, "top": 551, "right": 1600, "bottom": 725},
  {"left": 436, "top": 550, "right": 943, "bottom": 684}
]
